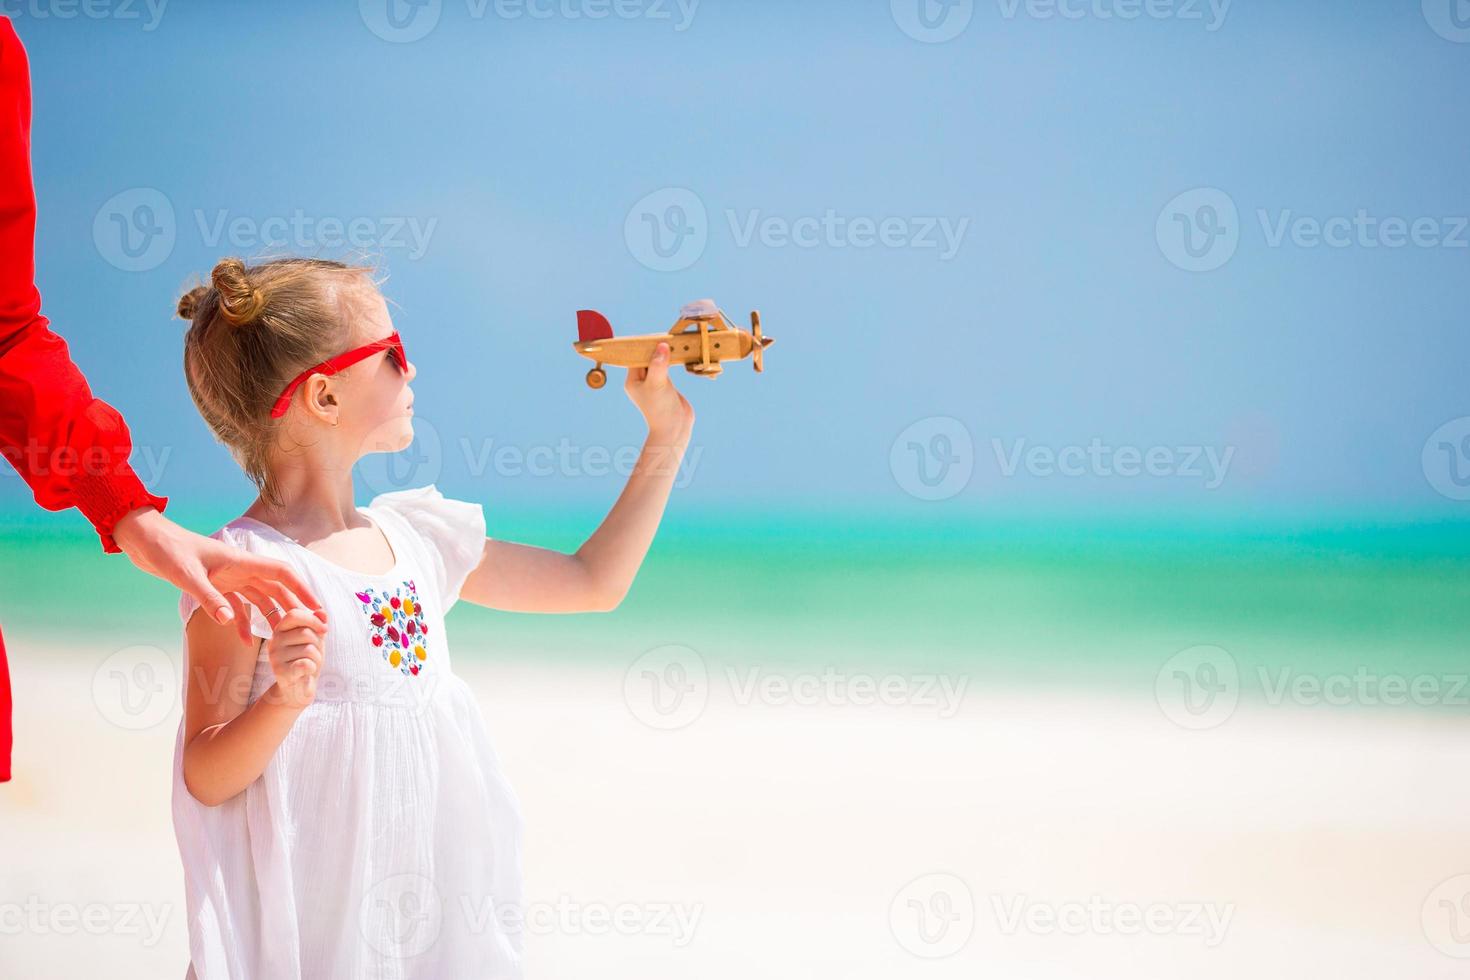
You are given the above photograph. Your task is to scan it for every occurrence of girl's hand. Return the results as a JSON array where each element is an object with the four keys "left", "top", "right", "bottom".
[
  {"left": 625, "top": 342, "right": 694, "bottom": 439},
  {"left": 263, "top": 608, "right": 326, "bottom": 711}
]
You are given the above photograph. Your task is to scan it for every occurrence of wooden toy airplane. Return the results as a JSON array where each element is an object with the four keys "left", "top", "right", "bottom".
[{"left": 573, "top": 299, "right": 772, "bottom": 389}]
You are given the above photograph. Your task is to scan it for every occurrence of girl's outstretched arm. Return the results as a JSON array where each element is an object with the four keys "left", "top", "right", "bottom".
[{"left": 459, "top": 341, "right": 694, "bottom": 614}]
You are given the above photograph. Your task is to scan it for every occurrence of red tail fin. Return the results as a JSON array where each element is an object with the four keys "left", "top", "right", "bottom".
[{"left": 576, "top": 310, "right": 614, "bottom": 343}]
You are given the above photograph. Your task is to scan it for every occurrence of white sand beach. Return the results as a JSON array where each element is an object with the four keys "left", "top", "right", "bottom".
[{"left": 3, "top": 649, "right": 1469, "bottom": 979}]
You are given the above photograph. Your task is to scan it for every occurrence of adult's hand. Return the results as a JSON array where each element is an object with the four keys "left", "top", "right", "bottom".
[{"left": 112, "top": 506, "right": 325, "bottom": 644}]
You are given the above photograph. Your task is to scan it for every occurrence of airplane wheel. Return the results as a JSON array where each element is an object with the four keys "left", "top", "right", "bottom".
[{"left": 586, "top": 367, "right": 607, "bottom": 389}]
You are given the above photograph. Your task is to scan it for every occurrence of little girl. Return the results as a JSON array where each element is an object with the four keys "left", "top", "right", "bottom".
[{"left": 170, "top": 257, "right": 693, "bottom": 979}]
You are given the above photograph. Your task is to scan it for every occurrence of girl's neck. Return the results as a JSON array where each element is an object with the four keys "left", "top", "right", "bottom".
[{"left": 244, "top": 461, "right": 367, "bottom": 545}]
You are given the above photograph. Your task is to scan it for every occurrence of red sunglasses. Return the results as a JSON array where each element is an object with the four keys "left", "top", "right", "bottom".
[{"left": 270, "top": 332, "right": 408, "bottom": 419}]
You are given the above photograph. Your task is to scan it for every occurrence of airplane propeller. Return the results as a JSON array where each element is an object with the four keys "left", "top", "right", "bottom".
[{"left": 751, "top": 311, "right": 772, "bottom": 372}]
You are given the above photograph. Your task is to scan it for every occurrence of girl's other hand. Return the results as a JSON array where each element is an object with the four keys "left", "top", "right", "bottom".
[
  {"left": 263, "top": 608, "right": 326, "bottom": 711},
  {"left": 625, "top": 342, "right": 694, "bottom": 439}
]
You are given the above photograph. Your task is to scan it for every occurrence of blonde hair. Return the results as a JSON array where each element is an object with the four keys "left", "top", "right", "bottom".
[{"left": 178, "top": 257, "right": 375, "bottom": 504}]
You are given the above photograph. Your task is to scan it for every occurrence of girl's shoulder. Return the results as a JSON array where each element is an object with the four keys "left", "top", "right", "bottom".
[
  {"left": 364, "top": 485, "right": 484, "bottom": 542},
  {"left": 363, "top": 485, "right": 486, "bottom": 610},
  {"left": 176, "top": 518, "right": 297, "bottom": 635}
]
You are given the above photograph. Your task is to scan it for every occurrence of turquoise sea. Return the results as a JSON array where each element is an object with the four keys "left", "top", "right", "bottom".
[{"left": 2, "top": 504, "right": 1467, "bottom": 709}]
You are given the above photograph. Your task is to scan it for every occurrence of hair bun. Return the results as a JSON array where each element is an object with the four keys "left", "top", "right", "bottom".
[
  {"left": 211, "top": 257, "right": 268, "bottom": 326},
  {"left": 176, "top": 285, "right": 208, "bottom": 321}
]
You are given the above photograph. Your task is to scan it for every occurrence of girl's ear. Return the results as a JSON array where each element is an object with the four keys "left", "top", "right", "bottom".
[{"left": 303, "top": 375, "right": 341, "bottom": 427}]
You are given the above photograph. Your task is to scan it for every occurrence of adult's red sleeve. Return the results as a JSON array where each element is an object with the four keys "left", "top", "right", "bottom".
[{"left": 0, "top": 18, "right": 166, "bottom": 554}]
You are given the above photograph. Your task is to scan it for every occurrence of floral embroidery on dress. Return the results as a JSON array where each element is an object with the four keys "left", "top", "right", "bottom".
[{"left": 355, "top": 580, "right": 430, "bottom": 676}]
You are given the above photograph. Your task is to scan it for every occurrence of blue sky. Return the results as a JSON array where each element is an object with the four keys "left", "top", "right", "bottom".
[{"left": 2, "top": 1, "right": 1468, "bottom": 523}]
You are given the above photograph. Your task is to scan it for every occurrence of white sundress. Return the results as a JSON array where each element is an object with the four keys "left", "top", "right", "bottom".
[{"left": 172, "top": 486, "right": 524, "bottom": 980}]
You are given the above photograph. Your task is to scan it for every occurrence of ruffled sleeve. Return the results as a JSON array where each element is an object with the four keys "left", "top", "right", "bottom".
[
  {"left": 369, "top": 485, "right": 487, "bottom": 610},
  {"left": 176, "top": 526, "right": 276, "bottom": 641}
]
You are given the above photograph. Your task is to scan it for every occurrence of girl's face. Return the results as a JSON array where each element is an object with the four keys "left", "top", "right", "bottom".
[{"left": 338, "top": 287, "right": 417, "bottom": 458}]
